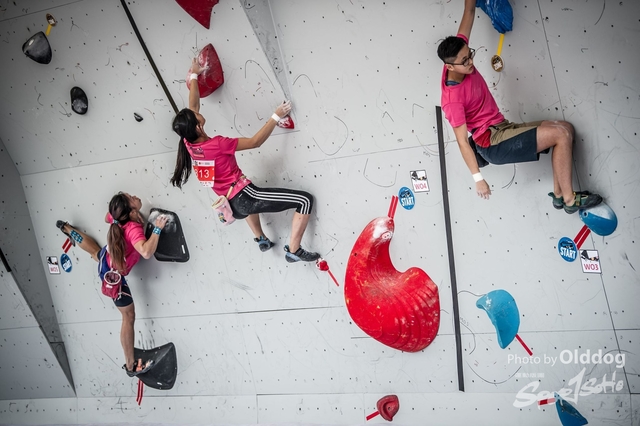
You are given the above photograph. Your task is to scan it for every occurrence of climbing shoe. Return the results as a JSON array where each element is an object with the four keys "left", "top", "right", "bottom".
[
  {"left": 254, "top": 236, "right": 275, "bottom": 252},
  {"left": 563, "top": 191, "right": 603, "bottom": 214},
  {"left": 284, "top": 245, "right": 320, "bottom": 263},
  {"left": 55, "top": 220, "right": 75, "bottom": 246},
  {"left": 548, "top": 193, "right": 563, "bottom": 210}
]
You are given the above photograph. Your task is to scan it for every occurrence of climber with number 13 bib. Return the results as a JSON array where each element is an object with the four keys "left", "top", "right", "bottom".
[{"left": 171, "top": 58, "right": 320, "bottom": 263}]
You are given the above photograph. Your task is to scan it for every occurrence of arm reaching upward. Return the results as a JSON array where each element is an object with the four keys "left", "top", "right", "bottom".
[
  {"left": 458, "top": 0, "right": 476, "bottom": 40},
  {"left": 236, "top": 101, "right": 292, "bottom": 151},
  {"left": 188, "top": 58, "right": 205, "bottom": 113}
]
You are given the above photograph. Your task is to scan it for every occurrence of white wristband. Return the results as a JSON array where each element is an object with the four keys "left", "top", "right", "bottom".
[
  {"left": 472, "top": 173, "right": 483, "bottom": 183},
  {"left": 271, "top": 113, "right": 281, "bottom": 122},
  {"left": 189, "top": 73, "right": 198, "bottom": 81}
]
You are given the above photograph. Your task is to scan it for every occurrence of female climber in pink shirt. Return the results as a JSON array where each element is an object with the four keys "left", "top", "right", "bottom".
[
  {"left": 170, "top": 59, "right": 320, "bottom": 263},
  {"left": 56, "top": 192, "right": 167, "bottom": 376}
]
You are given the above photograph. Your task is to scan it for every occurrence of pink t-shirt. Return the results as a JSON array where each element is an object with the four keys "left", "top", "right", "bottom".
[
  {"left": 184, "top": 135, "right": 251, "bottom": 197},
  {"left": 441, "top": 34, "right": 504, "bottom": 148},
  {"left": 105, "top": 214, "right": 146, "bottom": 276}
]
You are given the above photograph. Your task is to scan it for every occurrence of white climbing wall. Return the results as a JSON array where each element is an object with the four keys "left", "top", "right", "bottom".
[{"left": 0, "top": 0, "right": 638, "bottom": 425}]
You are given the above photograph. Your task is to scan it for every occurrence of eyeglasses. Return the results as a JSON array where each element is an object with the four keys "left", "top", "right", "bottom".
[{"left": 447, "top": 48, "right": 476, "bottom": 67}]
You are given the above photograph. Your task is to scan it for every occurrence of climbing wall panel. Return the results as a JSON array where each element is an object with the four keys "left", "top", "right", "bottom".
[
  {"left": 58, "top": 306, "right": 457, "bottom": 398},
  {"left": 0, "top": 0, "right": 637, "bottom": 424},
  {"left": 0, "top": 0, "right": 177, "bottom": 176}
]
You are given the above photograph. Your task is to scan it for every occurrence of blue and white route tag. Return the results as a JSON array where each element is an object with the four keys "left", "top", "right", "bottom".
[
  {"left": 557, "top": 237, "right": 577, "bottom": 262},
  {"left": 60, "top": 253, "right": 72, "bottom": 272},
  {"left": 398, "top": 187, "right": 415, "bottom": 210}
]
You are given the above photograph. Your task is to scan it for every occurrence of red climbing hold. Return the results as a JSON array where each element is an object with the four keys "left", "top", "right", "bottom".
[
  {"left": 175, "top": 0, "right": 218, "bottom": 29},
  {"left": 186, "top": 43, "right": 224, "bottom": 98},
  {"left": 344, "top": 197, "right": 440, "bottom": 352},
  {"left": 366, "top": 395, "right": 400, "bottom": 421},
  {"left": 276, "top": 115, "right": 295, "bottom": 129}
]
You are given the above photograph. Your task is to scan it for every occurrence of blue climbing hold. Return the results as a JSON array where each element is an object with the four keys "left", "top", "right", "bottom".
[
  {"left": 476, "top": 0, "right": 513, "bottom": 33},
  {"left": 555, "top": 393, "right": 588, "bottom": 426},
  {"left": 580, "top": 202, "right": 617, "bottom": 236},
  {"left": 476, "top": 289, "right": 519, "bottom": 349}
]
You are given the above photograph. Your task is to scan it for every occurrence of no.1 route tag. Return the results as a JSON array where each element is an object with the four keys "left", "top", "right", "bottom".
[
  {"left": 410, "top": 170, "right": 429, "bottom": 193},
  {"left": 47, "top": 256, "right": 60, "bottom": 274},
  {"left": 193, "top": 160, "right": 215, "bottom": 187},
  {"left": 580, "top": 249, "right": 601, "bottom": 274}
]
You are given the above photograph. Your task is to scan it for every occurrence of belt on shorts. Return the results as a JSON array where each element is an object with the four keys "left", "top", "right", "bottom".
[{"left": 226, "top": 175, "right": 247, "bottom": 199}]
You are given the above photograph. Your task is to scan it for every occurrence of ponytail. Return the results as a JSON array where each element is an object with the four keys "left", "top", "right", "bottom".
[
  {"left": 170, "top": 140, "right": 192, "bottom": 188},
  {"left": 106, "top": 193, "right": 132, "bottom": 273},
  {"left": 171, "top": 108, "right": 200, "bottom": 188}
]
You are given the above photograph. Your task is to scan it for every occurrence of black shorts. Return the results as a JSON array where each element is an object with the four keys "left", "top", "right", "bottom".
[
  {"left": 476, "top": 121, "right": 541, "bottom": 165},
  {"left": 114, "top": 283, "right": 133, "bottom": 307},
  {"left": 229, "top": 183, "right": 314, "bottom": 219}
]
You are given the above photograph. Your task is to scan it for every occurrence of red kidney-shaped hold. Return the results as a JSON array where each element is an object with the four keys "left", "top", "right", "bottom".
[
  {"left": 345, "top": 216, "right": 440, "bottom": 352},
  {"left": 186, "top": 43, "right": 224, "bottom": 98}
]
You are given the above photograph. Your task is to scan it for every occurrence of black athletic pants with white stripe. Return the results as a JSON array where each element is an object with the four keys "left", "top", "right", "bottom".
[{"left": 229, "top": 183, "right": 314, "bottom": 219}]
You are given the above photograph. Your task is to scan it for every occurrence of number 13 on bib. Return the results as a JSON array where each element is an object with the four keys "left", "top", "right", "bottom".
[{"left": 193, "top": 160, "right": 215, "bottom": 187}]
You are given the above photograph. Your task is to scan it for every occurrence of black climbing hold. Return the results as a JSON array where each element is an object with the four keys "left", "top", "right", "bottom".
[
  {"left": 145, "top": 208, "right": 190, "bottom": 262},
  {"left": 133, "top": 342, "right": 177, "bottom": 390},
  {"left": 134, "top": 112, "right": 143, "bottom": 122},
  {"left": 22, "top": 31, "right": 52, "bottom": 64},
  {"left": 70, "top": 87, "right": 88, "bottom": 115}
]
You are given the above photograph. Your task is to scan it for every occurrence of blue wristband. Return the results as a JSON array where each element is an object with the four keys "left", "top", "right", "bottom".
[{"left": 153, "top": 226, "right": 161, "bottom": 235}]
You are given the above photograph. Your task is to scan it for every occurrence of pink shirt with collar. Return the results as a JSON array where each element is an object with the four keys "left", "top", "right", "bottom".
[{"left": 440, "top": 34, "right": 504, "bottom": 147}]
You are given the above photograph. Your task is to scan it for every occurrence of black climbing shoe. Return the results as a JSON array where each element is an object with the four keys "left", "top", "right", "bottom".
[
  {"left": 55, "top": 220, "right": 75, "bottom": 246},
  {"left": 548, "top": 193, "right": 563, "bottom": 210},
  {"left": 284, "top": 245, "right": 320, "bottom": 263},
  {"left": 563, "top": 191, "right": 603, "bottom": 214},
  {"left": 254, "top": 236, "right": 275, "bottom": 252}
]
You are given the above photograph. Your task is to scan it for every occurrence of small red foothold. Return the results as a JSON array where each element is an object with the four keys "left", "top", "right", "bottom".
[
  {"left": 366, "top": 395, "right": 400, "bottom": 421},
  {"left": 316, "top": 258, "right": 329, "bottom": 271},
  {"left": 316, "top": 258, "right": 340, "bottom": 286}
]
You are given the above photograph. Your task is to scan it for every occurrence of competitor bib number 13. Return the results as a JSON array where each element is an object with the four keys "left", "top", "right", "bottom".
[{"left": 193, "top": 160, "right": 215, "bottom": 187}]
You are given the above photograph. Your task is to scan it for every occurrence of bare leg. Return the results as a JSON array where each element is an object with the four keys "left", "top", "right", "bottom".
[
  {"left": 117, "top": 303, "right": 135, "bottom": 371},
  {"left": 288, "top": 212, "right": 311, "bottom": 253},
  {"left": 245, "top": 214, "right": 267, "bottom": 239},
  {"left": 60, "top": 223, "right": 101, "bottom": 261},
  {"left": 535, "top": 121, "right": 575, "bottom": 204}
]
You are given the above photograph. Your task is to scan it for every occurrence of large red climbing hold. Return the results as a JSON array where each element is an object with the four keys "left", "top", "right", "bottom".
[
  {"left": 344, "top": 200, "right": 440, "bottom": 352},
  {"left": 175, "top": 0, "right": 219, "bottom": 29},
  {"left": 186, "top": 43, "right": 224, "bottom": 98}
]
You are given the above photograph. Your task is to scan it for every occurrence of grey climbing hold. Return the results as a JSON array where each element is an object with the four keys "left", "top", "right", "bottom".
[
  {"left": 22, "top": 32, "right": 52, "bottom": 64},
  {"left": 70, "top": 87, "right": 88, "bottom": 115}
]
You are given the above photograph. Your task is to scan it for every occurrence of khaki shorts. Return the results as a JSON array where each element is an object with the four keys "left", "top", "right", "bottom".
[
  {"left": 489, "top": 120, "right": 544, "bottom": 146},
  {"left": 476, "top": 120, "right": 543, "bottom": 165}
]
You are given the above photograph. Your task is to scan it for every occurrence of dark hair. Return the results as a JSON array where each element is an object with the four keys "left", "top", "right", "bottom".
[
  {"left": 437, "top": 36, "right": 467, "bottom": 63},
  {"left": 107, "top": 193, "right": 132, "bottom": 273},
  {"left": 170, "top": 108, "right": 200, "bottom": 188}
]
